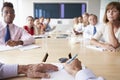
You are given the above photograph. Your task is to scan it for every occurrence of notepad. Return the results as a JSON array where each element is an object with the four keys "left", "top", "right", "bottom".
[{"left": 41, "top": 63, "right": 86, "bottom": 80}]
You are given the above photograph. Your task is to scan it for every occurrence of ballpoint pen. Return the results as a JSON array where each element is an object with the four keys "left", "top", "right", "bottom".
[
  {"left": 68, "top": 53, "right": 72, "bottom": 59},
  {"left": 66, "top": 54, "right": 78, "bottom": 64},
  {"left": 61, "top": 54, "right": 78, "bottom": 70},
  {"left": 42, "top": 53, "right": 48, "bottom": 62}
]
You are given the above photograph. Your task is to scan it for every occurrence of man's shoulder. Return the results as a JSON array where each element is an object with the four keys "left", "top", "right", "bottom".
[
  {"left": 11, "top": 24, "right": 23, "bottom": 31},
  {"left": 12, "top": 24, "right": 22, "bottom": 28}
]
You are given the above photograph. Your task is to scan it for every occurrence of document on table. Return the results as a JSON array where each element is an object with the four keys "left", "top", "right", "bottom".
[
  {"left": 0, "top": 45, "right": 22, "bottom": 51},
  {"left": 33, "top": 33, "right": 49, "bottom": 39},
  {"left": 18, "top": 44, "right": 40, "bottom": 51},
  {"left": 0, "top": 44, "right": 40, "bottom": 51},
  {"left": 86, "top": 45, "right": 105, "bottom": 51},
  {"left": 41, "top": 63, "right": 86, "bottom": 80},
  {"left": 33, "top": 34, "right": 46, "bottom": 39},
  {"left": 56, "top": 34, "right": 69, "bottom": 38}
]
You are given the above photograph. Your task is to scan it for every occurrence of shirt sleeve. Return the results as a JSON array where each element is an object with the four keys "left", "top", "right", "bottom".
[
  {"left": 75, "top": 69, "right": 104, "bottom": 80},
  {"left": 0, "top": 63, "right": 18, "bottom": 79},
  {"left": 83, "top": 26, "right": 93, "bottom": 39},
  {"left": 20, "top": 28, "right": 35, "bottom": 45},
  {"left": 92, "top": 25, "right": 105, "bottom": 41}
]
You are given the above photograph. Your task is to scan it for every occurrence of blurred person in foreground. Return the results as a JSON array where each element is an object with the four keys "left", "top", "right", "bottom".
[{"left": 64, "top": 58, "right": 104, "bottom": 80}]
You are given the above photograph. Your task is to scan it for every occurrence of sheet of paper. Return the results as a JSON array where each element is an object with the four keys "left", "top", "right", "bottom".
[
  {"left": 33, "top": 33, "right": 49, "bottom": 39},
  {"left": 41, "top": 63, "right": 86, "bottom": 80},
  {"left": 0, "top": 44, "right": 40, "bottom": 51},
  {"left": 18, "top": 44, "right": 40, "bottom": 51},
  {"left": 86, "top": 45, "right": 105, "bottom": 51},
  {"left": 0, "top": 45, "right": 22, "bottom": 51}
]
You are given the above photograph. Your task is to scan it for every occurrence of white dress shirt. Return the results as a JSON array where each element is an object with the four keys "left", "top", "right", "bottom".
[
  {"left": 83, "top": 23, "right": 102, "bottom": 39},
  {"left": 74, "top": 23, "right": 84, "bottom": 33},
  {"left": 0, "top": 21, "right": 35, "bottom": 45},
  {"left": 0, "top": 63, "right": 18, "bottom": 79}
]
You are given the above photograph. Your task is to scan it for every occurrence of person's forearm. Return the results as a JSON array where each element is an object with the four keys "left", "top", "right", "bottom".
[
  {"left": 90, "top": 38, "right": 105, "bottom": 48},
  {"left": 108, "top": 26, "right": 119, "bottom": 48}
]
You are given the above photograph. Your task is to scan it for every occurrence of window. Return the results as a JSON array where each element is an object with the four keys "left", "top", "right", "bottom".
[{"left": 34, "top": 3, "right": 86, "bottom": 18}]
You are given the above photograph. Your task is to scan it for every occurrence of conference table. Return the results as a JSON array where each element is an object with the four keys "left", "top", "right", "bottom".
[{"left": 0, "top": 35, "right": 120, "bottom": 80}]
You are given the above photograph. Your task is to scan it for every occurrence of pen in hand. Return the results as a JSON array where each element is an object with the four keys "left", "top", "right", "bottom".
[
  {"left": 61, "top": 54, "right": 78, "bottom": 70},
  {"left": 66, "top": 54, "right": 78, "bottom": 64}
]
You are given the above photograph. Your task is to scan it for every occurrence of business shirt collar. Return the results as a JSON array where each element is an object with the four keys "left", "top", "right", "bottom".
[{"left": 1, "top": 20, "right": 14, "bottom": 28}]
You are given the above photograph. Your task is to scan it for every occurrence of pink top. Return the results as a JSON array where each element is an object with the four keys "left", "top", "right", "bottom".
[{"left": 0, "top": 21, "right": 35, "bottom": 45}]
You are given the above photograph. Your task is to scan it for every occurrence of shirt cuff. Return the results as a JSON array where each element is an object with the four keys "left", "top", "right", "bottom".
[
  {"left": 1, "top": 64, "right": 18, "bottom": 79},
  {"left": 22, "top": 37, "right": 35, "bottom": 46},
  {"left": 75, "top": 69, "right": 96, "bottom": 80}
]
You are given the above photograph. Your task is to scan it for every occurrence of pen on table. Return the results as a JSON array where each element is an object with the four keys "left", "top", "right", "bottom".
[
  {"left": 66, "top": 54, "right": 78, "bottom": 64},
  {"left": 42, "top": 53, "right": 48, "bottom": 62},
  {"left": 68, "top": 53, "right": 72, "bottom": 59}
]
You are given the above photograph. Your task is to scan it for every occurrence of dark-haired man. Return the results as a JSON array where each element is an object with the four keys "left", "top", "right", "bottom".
[{"left": 0, "top": 2, "right": 35, "bottom": 46}]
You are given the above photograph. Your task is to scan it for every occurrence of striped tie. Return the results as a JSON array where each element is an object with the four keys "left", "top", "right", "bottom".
[{"left": 5, "top": 25, "right": 11, "bottom": 42}]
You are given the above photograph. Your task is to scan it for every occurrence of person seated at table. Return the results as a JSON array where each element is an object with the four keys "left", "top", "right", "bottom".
[
  {"left": 73, "top": 16, "right": 84, "bottom": 35},
  {"left": 23, "top": 16, "right": 35, "bottom": 35},
  {"left": 39, "top": 16, "right": 46, "bottom": 34},
  {"left": 0, "top": 2, "right": 35, "bottom": 46},
  {"left": 34, "top": 18, "right": 41, "bottom": 35},
  {"left": 90, "top": 2, "right": 120, "bottom": 51},
  {"left": 73, "top": 17, "right": 80, "bottom": 35},
  {"left": 64, "top": 58, "right": 104, "bottom": 80},
  {"left": 44, "top": 18, "right": 56, "bottom": 32},
  {"left": 83, "top": 14, "right": 101, "bottom": 39},
  {"left": 82, "top": 12, "right": 89, "bottom": 28},
  {"left": 0, "top": 62, "right": 58, "bottom": 79}
]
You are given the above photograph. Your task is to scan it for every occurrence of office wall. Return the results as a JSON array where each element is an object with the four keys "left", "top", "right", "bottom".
[
  {"left": 1, "top": 0, "right": 100, "bottom": 30},
  {"left": 12, "top": 0, "right": 101, "bottom": 27},
  {"left": 0, "top": 0, "right": 3, "bottom": 19}
]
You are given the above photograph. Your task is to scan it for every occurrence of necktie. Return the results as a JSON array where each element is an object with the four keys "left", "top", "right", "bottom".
[
  {"left": 5, "top": 25, "right": 11, "bottom": 42},
  {"left": 93, "top": 26, "right": 96, "bottom": 35}
]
